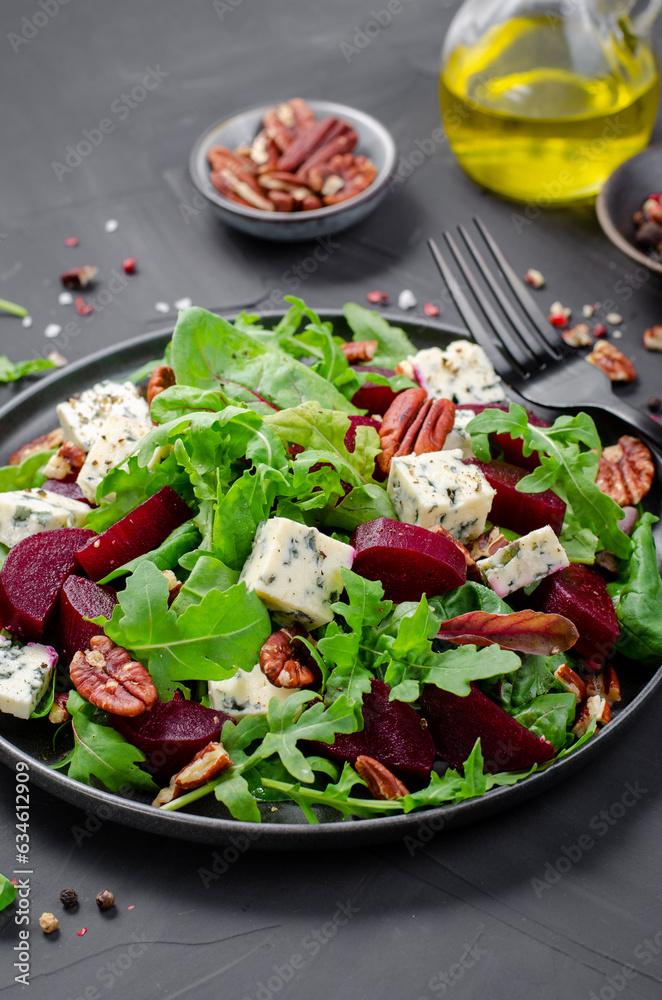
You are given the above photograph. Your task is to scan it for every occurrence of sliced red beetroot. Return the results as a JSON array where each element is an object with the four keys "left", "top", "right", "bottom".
[
  {"left": 528, "top": 564, "right": 619, "bottom": 669},
  {"left": 75, "top": 486, "right": 192, "bottom": 582},
  {"left": 436, "top": 609, "right": 578, "bottom": 655},
  {"left": 344, "top": 415, "right": 381, "bottom": 453},
  {"left": 420, "top": 682, "right": 557, "bottom": 773},
  {"left": 42, "top": 479, "right": 94, "bottom": 507},
  {"left": 57, "top": 575, "right": 118, "bottom": 664},
  {"left": 351, "top": 517, "right": 467, "bottom": 603},
  {"left": 351, "top": 367, "right": 401, "bottom": 416},
  {"left": 456, "top": 403, "right": 549, "bottom": 471},
  {"left": 309, "top": 679, "right": 434, "bottom": 783},
  {"left": 109, "top": 692, "right": 235, "bottom": 780},
  {"left": 0, "top": 528, "right": 96, "bottom": 642},
  {"left": 465, "top": 459, "right": 566, "bottom": 535}
]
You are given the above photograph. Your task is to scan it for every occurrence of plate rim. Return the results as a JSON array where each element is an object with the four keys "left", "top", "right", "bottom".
[{"left": 0, "top": 312, "right": 660, "bottom": 850}]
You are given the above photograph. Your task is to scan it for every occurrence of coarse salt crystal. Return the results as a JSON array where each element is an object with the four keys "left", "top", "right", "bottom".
[
  {"left": 58, "top": 292, "right": 73, "bottom": 306},
  {"left": 398, "top": 289, "right": 417, "bottom": 310},
  {"left": 21, "top": 316, "right": 33, "bottom": 328},
  {"left": 154, "top": 302, "right": 169, "bottom": 314},
  {"left": 174, "top": 297, "right": 192, "bottom": 310},
  {"left": 606, "top": 312, "right": 622, "bottom": 325},
  {"left": 612, "top": 329, "right": 623, "bottom": 339},
  {"left": 582, "top": 304, "right": 595, "bottom": 318},
  {"left": 44, "top": 324, "right": 61, "bottom": 339},
  {"left": 104, "top": 219, "right": 118, "bottom": 233}
]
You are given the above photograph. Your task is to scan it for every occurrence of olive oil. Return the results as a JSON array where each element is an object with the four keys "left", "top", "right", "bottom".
[{"left": 440, "top": 16, "right": 659, "bottom": 203}]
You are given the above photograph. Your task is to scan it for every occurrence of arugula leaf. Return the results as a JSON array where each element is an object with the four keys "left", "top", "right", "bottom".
[
  {"left": 0, "top": 449, "right": 56, "bottom": 493},
  {"left": 150, "top": 384, "right": 239, "bottom": 422},
  {"left": 261, "top": 764, "right": 396, "bottom": 822},
  {"left": 172, "top": 554, "right": 239, "bottom": 613},
  {"left": 608, "top": 512, "right": 662, "bottom": 659},
  {"left": 260, "top": 690, "right": 359, "bottom": 783},
  {"left": 53, "top": 691, "right": 157, "bottom": 793},
  {"left": 559, "top": 519, "right": 599, "bottom": 565},
  {"left": 317, "top": 483, "right": 396, "bottom": 532},
  {"left": 0, "top": 542, "right": 8, "bottom": 570},
  {"left": 85, "top": 448, "right": 191, "bottom": 532},
  {"left": 171, "top": 307, "right": 358, "bottom": 413},
  {"left": 0, "top": 874, "right": 17, "bottom": 912},
  {"left": 342, "top": 303, "right": 415, "bottom": 367},
  {"left": 215, "top": 769, "right": 262, "bottom": 822},
  {"left": 495, "top": 651, "right": 566, "bottom": 711},
  {"left": 30, "top": 672, "right": 56, "bottom": 719},
  {"left": 467, "top": 404, "right": 631, "bottom": 558},
  {"left": 0, "top": 355, "right": 56, "bottom": 382},
  {"left": 513, "top": 692, "right": 577, "bottom": 748},
  {"left": 97, "top": 521, "right": 200, "bottom": 585},
  {"left": 98, "top": 561, "right": 271, "bottom": 696},
  {"left": 411, "top": 644, "right": 520, "bottom": 700},
  {"left": 429, "top": 582, "right": 514, "bottom": 618}
]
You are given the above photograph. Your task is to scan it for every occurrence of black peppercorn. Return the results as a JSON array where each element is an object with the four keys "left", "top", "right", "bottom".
[
  {"left": 96, "top": 889, "right": 115, "bottom": 911},
  {"left": 648, "top": 396, "right": 661, "bottom": 412},
  {"left": 59, "top": 888, "right": 78, "bottom": 909}
]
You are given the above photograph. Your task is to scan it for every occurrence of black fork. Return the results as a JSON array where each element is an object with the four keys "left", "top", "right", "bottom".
[{"left": 428, "top": 219, "right": 662, "bottom": 451}]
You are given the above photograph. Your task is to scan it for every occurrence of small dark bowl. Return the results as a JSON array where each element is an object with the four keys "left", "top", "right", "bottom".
[
  {"left": 189, "top": 99, "right": 397, "bottom": 242},
  {"left": 596, "top": 143, "right": 662, "bottom": 275}
]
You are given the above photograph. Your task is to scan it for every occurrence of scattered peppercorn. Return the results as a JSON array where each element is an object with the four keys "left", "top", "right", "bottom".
[
  {"left": 593, "top": 323, "right": 607, "bottom": 338},
  {"left": 75, "top": 297, "right": 93, "bottom": 316},
  {"left": 423, "top": 302, "right": 440, "bottom": 317},
  {"left": 64, "top": 237, "right": 79, "bottom": 247},
  {"left": 366, "top": 289, "right": 388, "bottom": 305},
  {"left": 96, "top": 889, "right": 115, "bottom": 911},
  {"left": 122, "top": 257, "right": 137, "bottom": 275},
  {"left": 39, "top": 912, "right": 58, "bottom": 934},
  {"left": 648, "top": 396, "right": 662, "bottom": 412},
  {"left": 76, "top": 927, "right": 87, "bottom": 936},
  {"left": 59, "top": 888, "right": 78, "bottom": 909}
]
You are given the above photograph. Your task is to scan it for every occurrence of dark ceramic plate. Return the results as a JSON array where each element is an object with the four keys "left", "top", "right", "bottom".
[
  {"left": 596, "top": 142, "right": 662, "bottom": 274},
  {"left": 1, "top": 312, "right": 661, "bottom": 851}
]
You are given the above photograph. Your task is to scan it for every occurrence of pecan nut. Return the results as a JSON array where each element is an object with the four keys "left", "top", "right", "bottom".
[
  {"left": 355, "top": 755, "right": 409, "bottom": 800},
  {"left": 147, "top": 364, "right": 176, "bottom": 407},
  {"left": 643, "top": 325, "right": 662, "bottom": 351},
  {"left": 572, "top": 695, "right": 611, "bottom": 736},
  {"left": 341, "top": 339, "right": 378, "bottom": 364},
  {"left": 586, "top": 341, "right": 637, "bottom": 382},
  {"left": 69, "top": 635, "right": 157, "bottom": 717},
  {"left": 428, "top": 525, "right": 478, "bottom": 578},
  {"left": 259, "top": 624, "right": 320, "bottom": 688},
  {"left": 152, "top": 741, "right": 232, "bottom": 807},
  {"left": 470, "top": 527, "right": 509, "bottom": 560},
  {"left": 48, "top": 691, "right": 70, "bottom": 725},
  {"left": 377, "top": 389, "right": 455, "bottom": 474},
  {"left": 597, "top": 435, "right": 654, "bottom": 506},
  {"left": 42, "top": 440, "right": 87, "bottom": 481},
  {"left": 553, "top": 663, "right": 586, "bottom": 702},
  {"left": 321, "top": 154, "right": 378, "bottom": 206},
  {"left": 9, "top": 428, "right": 63, "bottom": 466}
]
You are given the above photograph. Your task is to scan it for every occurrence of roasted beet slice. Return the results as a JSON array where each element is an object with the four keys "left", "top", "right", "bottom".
[
  {"left": 0, "top": 528, "right": 96, "bottom": 642},
  {"left": 351, "top": 517, "right": 466, "bottom": 603},
  {"left": 109, "top": 692, "right": 235, "bottom": 780},
  {"left": 465, "top": 459, "right": 566, "bottom": 536},
  {"left": 57, "top": 575, "right": 118, "bottom": 663},
  {"left": 351, "top": 367, "right": 401, "bottom": 416},
  {"left": 75, "top": 486, "right": 192, "bottom": 582},
  {"left": 456, "top": 403, "right": 549, "bottom": 471},
  {"left": 528, "top": 564, "right": 619, "bottom": 669},
  {"left": 344, "top": 415, "right": 381, "bottom": 453},
  {"left": 309, "top": 679, "right": 434, "bottom": 783},
  {"left": 42, "top": 478, "right": 93, "bottom": 507},
  {"left": 420, "top": 682, "right": 557, "bottom": 773}
]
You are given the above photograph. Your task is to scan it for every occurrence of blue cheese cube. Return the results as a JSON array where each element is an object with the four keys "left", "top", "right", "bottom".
[
  {"left": 0, "top": 488, "right": 89, "bottom": 547},
  {"left": 476, "top": 525, "right": 570, "bottom": 598},
  {"left": 444, "top": 408, "right": 477, "bottom": 458},
  {"left": 208, "top": 663, "right": 298, "bottom": 718},
  {"left": 239, "top": 517, "right": 355, "bottom": 628},
  {"left": 399, "top": 342, "right": 506, "bottom": 404},
  {"left": 388, "top": 449, "right": 495, "bottom": 543},
  {"left": 0, "top": 637, "right": 57, "bottom": 719},
  {"left": 56, "top": 380, "right": 150, "bottom": 452},
  {"left": 77, "top": 416, "right": 152, "bottom": 503}
]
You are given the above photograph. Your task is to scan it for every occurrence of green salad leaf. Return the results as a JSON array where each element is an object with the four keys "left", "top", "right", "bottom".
[
  {"left": 0, "top": 355, "right": 56, "bottom": 382},
  {"left": 512, "top": 692, "right": 577, "bottom": 748},
  {"left": 0, "top": 449, "right": 56, "bottom": 492},
  {"left": 343, "top": 303, "right": 416, "bottom": 367},
  {"left": 97, "top": 521, "right": 201, "bottom": 585},
  {"left": 609, "top": 512, "right": 662, "bottom": 659},
  {"left": 0, "top": 874, "right": 17, "bottom": 913}
]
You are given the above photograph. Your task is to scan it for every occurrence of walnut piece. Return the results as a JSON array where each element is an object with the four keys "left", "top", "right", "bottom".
[
  {"left": 69, "top": 635, "right": 157, "bottom": 717},
  {"left": 259, "top": 624, "right": 319, "bottom": 688},
  {"left": 355, "top": 755, "right": 409, "bottom": 800},
  {"left": 9, "top": 428, "right": 63, "bottom": 466},
  {"left": 586, "top": 340, "right": 637, "bottom": 382},
  {"left": 596, "top": 435, "right": 654, "bottom": 506}
]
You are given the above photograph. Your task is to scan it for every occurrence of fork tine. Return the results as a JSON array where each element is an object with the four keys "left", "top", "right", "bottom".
[
  {"left": 456, "top": 224, "right": 556, "bottom": 366},
  {"left": 443, "top": 230, "right": 532, "bottom": 373},
  {"left": 427, "top": 238, "right": 518, "bottom": 381},
  {"left": 473, "top": 217, "right": 564, "bottom": 360}
]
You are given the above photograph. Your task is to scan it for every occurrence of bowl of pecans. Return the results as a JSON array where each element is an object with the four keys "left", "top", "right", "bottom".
[
  {"left": 189, "top": 98, "right": 397, "bottom": 241},
  {"left": 596, "top": 143, "right": 662, "bottom": 276}
]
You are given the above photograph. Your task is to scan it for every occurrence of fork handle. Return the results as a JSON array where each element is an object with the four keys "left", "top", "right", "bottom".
[{"left": 583, "top": 398, "right": 662, "bottom": 454}]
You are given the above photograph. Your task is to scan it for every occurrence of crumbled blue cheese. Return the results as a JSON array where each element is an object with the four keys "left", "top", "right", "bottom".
[
  {"left": 239, "top": 517, "right": 355, "bottom": 628},
  {"left": 476, "top": 525, "right": 570, "bottom": 598},
  {"left": 388, "top": 449, "right": 495, "bottom": 543},
  {"left": 444, "top": 408, "right": 477, "bottom": 458},
  {"left": 77, "top": 416, "right": 151, "bottom": 503},
  {"left": 399, "top": 342, "right": 506, "bottom": 404},
  {"left": 208, "top": 663, "right": 298, "bottom": 718},
  {"left": 0, "top": 488, "right": 89, "bottom": 547},
  {"left": 56, "top": 380, "right": 150, "bottom": 452},
  {"left": 0, "top": 637, "right": 57, "bottom": 719}
]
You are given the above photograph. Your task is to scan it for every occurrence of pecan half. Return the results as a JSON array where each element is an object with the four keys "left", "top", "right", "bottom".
[
  {"left": 643, "top": 325, "right": 662, "bottom": 351},
  {"left": 470, "top": 527, "right": 509, "bottom": 560},
  {"left": 60, "top": 266, "right": 98, "bottom": 290},
  {"left": 276, "top": 117, "right": 340, "bottom": 173},
  {"left": 572, "top": 695, "right": 611, "bottom": 736},
  {"left": 151, "top": 741, "right": 232, "bottom": 807},
  {"left": 341, "top": 339, "right": 378, "bottom": 364},
  {"left": 211, "top": 168, "right": 275, "bottom": 211},
  {"left": 604, "top": 664, "right": 621, "bottom": 704},
  {"left": 48, "top": 691, "right": 70, "bottom": 725},
  {"left": 147, "top": 364, "right": 176, "bottom": 407},
  {"left": 586, "top": 341, "right": 637, "bottom": 382},
  {"left": 259, "top": 624, "right": 320, "bottom": 688},
  {"left": 428, "top": 525, "right": 478, "bottom": 578},
  {"left": 268, "top": 191, "right": 295, "bottom": 212},
  {"left": 69, "top": 636, "right": 157, "bottom": 717},
  {"left": 42, "top": 440, "right": 87, "bottom": 481},
  {"left": 554, "top": 663, "right": 586, "bottom": 702},
  {"left": 9, "top": 428, "right": 63, "bottom": 466},
  {"left": 597, "top": 435, "right": 654, "bottom": 506},
  {"left": 355, "top": 755, "right": 409, "bottom": 800},
  {"left": 377, "top": 389, "right": 455, "bottom": 474},
  {"left": 322, "top": 154, "right": 378, "bottom": 206}
]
